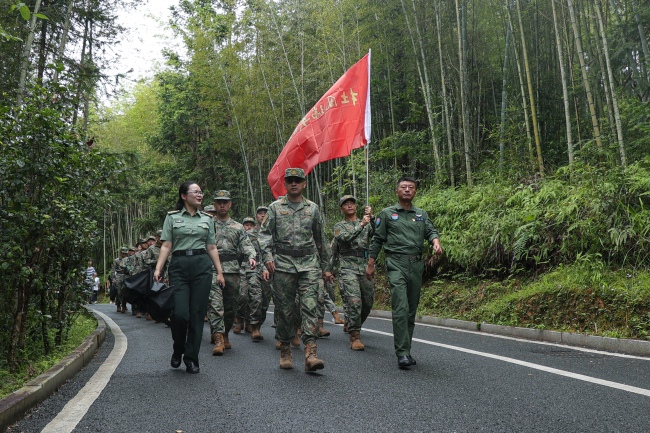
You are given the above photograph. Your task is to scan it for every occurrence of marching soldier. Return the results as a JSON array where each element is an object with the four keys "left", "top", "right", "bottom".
[
  {"left": 208, "top": 190, "right": 257, "bottom": 355},
  {"left": 258, "top": 168, "right": 332, "bottom": 372},
  {"left": 331, "top": 195, "right": 375, "bottom": 350},
  {"left": 366, "top": 176, "right": 442, "bottom": 368}
]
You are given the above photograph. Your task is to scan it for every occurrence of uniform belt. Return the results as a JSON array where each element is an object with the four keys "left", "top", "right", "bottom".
[
  {"left": 340, "top": 250, "right": 367, "bottom": 258},
  {"left": 172, "top": 249, "right": 207, "bottom": 257},
  {"left": 386, "top": 252, "right": 421, "bottom": 261},
  {"left": 218, "top": 253, "right": 239, "bottom": 262},
  {"left": 275, "top": 247, "right": 316, "bottom": 257}
]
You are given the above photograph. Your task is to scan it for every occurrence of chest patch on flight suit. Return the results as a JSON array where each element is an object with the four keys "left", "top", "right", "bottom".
[
  {"left": 174, "top": 219, "right": 184, "bottom": 223},
  {"left": 415, "top": 214, "right": 424, "bottom": 221},
  {"left": 390, "top": 213, "right": 399, "bottom": 220},
  {"left": 375, "top": 217, "right": 381, "bottom": 226}
]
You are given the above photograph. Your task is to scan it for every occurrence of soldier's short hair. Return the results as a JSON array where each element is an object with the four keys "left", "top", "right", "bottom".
[{"left": 397, "top": 176, "right": 418, "bottom": 188}]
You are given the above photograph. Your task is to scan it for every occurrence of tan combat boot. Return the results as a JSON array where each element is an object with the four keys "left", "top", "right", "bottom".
[
  {"left": 349, "top": 330, "right": 365, "bottom": 351},
  {"left": 318, "top": 318, "right": 330, "bottom": 337},
  {"left": 212, "top": 333, "right": 225, "bottom": 356},
  {"left": 332, "top": 311, "right": 344, "bottom": 324},
  {"left": 251, "top": 324, "right": 263, "bottom": 341},
  {"left": 224, "top": 333, "right": 232, "bottom": 349},
  {"left": 233, "top": 317, "right": 243, "bottom": 334},
  {"left": 245, "top": 321, "right": 253, "bottom": 334},
  {"left": 279, "top": 342, "right": 293, "bottom": 369},
  {"left": 304, "top": 342, "right": 325, "bottom": 372},
  {"left": 343, "top": 321, "right": 349, "bottom": 333},
  {"left": 275, "top": 340, "right": 282, "bottom": 350}
]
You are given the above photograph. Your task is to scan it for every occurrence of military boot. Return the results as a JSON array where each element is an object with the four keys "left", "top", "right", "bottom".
[
  {"left": 304, "top": 342, "right": 325, "bottom": 372},
  {"left": 212, "top": 333, "right": 225, "bottom": 356},
  {"left": 251, "top": 324, "right": 263, "bottom": 341},
  {"left": 279, "top": 342, "right": 293, "bottom": 369},
  {"left": 224, "top": 333, "right": 232, "bottom": 349},
  {"left": 318, "top": 318, "right": 330, "bottom": 337},
  {"left": 349, "top": 330, "right": 365, "bottom": 351},
  {"left": 245, "top": 321, "right": 253, "bottom": 334},
  {"left": 275, "top": 340, "right": 282, "bottom": 350},
  {"left": 232, "top": 317, "right": 243, "bottom": 334},
  {"left": 332, "top": 310, "right": 344, "bottom": 324}
]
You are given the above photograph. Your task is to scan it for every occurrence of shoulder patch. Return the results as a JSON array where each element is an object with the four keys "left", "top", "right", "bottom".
[
  {"left": 168, "top": 210, "right": 180, "bottom": 214},
  {"left": 334, "top": 228, "right": 341, "bottom": 237},
  {"left": 375, "top": 217, "right": 381, "bottom": 226}
]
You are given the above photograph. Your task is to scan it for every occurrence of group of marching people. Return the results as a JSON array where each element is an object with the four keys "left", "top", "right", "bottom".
[
  {"left": 105, "top": 180, "right": 373, "bottom": 374},
  {"left": 109, "top": 168, "right": 441, "bottom": 374}
]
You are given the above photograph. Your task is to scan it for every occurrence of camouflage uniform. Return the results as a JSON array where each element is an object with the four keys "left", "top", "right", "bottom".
[
  {"left": 244, "top": 224, "right": 269, "bottom": 326},
  {"left": 208, "top": 198, "right": 256, "bottom": 338},
  {"left": 331, "top": 210, "right": 375, "bottom": 333},
  {"left": 258, "top": 195, "right": 331, "bottom": 345},
  {"left": 116, "top": 248, "right": 136, "bottom": 311}
]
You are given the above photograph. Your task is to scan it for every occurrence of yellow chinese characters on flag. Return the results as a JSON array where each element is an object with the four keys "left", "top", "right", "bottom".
[{"left": 268, "top": 52, "right": 371, "bottom": 198}]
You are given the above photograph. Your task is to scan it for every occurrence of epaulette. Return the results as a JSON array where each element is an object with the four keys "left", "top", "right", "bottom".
[
  {"left": 168, "top": 210, "right": 180, "bottom": 214},
  {"left": 304, "top": 199, "right": 315, "bottom": 206}
]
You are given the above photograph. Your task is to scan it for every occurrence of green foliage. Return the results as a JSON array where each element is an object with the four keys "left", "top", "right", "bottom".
[
  {"left": 0, "top": 84, "right": 121, "bottom": 370},
  {"left": 0, "top": 312, "right": 96, "bottom": 399},
  {"left": 415, "top": 159, "right": 650, "bottom": 276}
]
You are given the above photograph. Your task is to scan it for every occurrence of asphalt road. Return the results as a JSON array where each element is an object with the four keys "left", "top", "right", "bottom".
[{"left": 9, "top": 303, "right": 650, "bottom": 433}]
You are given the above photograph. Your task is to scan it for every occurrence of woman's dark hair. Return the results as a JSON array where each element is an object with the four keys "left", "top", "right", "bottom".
[{"left": 175, "top": 181, "right": 198, "bottom": 210}]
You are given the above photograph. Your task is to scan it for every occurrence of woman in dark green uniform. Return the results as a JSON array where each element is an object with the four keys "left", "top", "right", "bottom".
[{"left": 155, "top": 181, "right": 226, "bottom": 374}]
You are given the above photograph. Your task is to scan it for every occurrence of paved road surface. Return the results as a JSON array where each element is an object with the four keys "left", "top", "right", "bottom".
[{"left": 10, "top": 303, "right": 650, "bottom": 432}]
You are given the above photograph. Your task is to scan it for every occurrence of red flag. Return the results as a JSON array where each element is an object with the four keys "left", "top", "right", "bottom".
[{"left": 267, "top": 52, "right": 371, "bottom": 198}]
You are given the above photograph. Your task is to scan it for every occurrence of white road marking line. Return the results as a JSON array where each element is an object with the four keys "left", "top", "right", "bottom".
[
  {"left": 369, "top": 316, "right": 650, "bottom": 361},
  {"left": 41, "top": 310, "right": 127, "bottom": 433},
  {"left": 363, "top": 327, "right": 650, "bottom": 397}
]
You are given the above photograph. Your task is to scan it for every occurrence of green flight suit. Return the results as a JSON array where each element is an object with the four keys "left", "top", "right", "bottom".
[{"left": 369, "top": 203, "right": 439, "bottom": 357}]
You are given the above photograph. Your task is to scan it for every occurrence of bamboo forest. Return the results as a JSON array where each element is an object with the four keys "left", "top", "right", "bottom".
[{"left": 1, "top": 0, "right": 650, "bottom": 385}]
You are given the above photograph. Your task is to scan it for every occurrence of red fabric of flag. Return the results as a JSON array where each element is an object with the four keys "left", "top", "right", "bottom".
[{"left": 267, "top": 53, "right": 371, "bottom": 198}]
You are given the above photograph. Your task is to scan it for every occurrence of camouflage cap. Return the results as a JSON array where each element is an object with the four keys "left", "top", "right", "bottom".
[
  {"left": 242, "top": 217, "right": 256, "bottom": 225},
  {"left": 203, "top": 204, "right": 216, "bottom": 213},
  {"left": 156, "top": 229, "right": 163, "bottom": 236},
  {"left": 339, "top": 194, "right": 357, "bottom": 206},
  {"left": 138, "top": 238, "right": 148, "bottom": 245},
  {"left": 256, "top": 206, "right": 268, "bottom": 214},
  {"left": 128, "top": 247, "right": 136, "bottom": 252},
  {"left": 147, "top": 235, "right": 156, "bottom": 242},
  {"left": 120, "top": 247, "right": 128, "bottom": 254},
  {"left": 284, "top": 168, "right": 306, "bottom": 180},
  {"left": 213, "top": 190, "right": 231, "bottom": 201}
]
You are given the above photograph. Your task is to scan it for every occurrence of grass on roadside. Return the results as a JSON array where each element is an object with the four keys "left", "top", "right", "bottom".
[
  {"left": 0, "top": 312, "right": 97, "bottom": 400},
  {"left": 373, "top": 262, "right": 650, "bottom": 340}
]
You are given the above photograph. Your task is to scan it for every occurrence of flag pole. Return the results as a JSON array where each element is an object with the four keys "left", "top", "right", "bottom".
[{"left": 365, "top": 49, "right": 372, "bottom": 207}]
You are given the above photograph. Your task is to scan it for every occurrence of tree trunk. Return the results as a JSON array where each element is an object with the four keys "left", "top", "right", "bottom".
[
  {"left": 566, "top": 0, "right": 603, "bottom": 149},
  {"left": 632, "top": 0, "right": 650, "bottom": 83},
  {"left": 596, "top": 1, "right": 626, "bottom": 166},
  {"left": 53, "top": 0, "right": 75, "bottom": 84},
  {"left": 455, "top": 0, "right": 472, "bottom": 186},
  {"left": 551, "top": 0, "right": 574, "bottom": 164},
  {"left": 499, "top": 0, "right": 513, "bottom": 170},
  {"left": 16, "top": 0, "right": 43, "bottom": 107},
  {"left": 515, "top": 0, "right": 544, "bottom": 175},
  {"left": 435, "top": 0, "right": 454, "bottom": 187}
]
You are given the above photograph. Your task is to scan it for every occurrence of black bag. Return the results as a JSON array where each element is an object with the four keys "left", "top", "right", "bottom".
[
  {"left": 124, "top": 268, "right": 152, "bottom": 304},
  {"left": 109, "top": 284, "right": 118, "bottom": 300},
  {"left": 146, "top": 281, "right": 175, "bottom": 324}
]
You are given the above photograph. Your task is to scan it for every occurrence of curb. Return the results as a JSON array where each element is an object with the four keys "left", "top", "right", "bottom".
[
  {"left": 368, "top": 309, "right": 650, "bottom": 357},
  {"left": 0, "top": 310, "right": 107, "bottom": 432}
]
